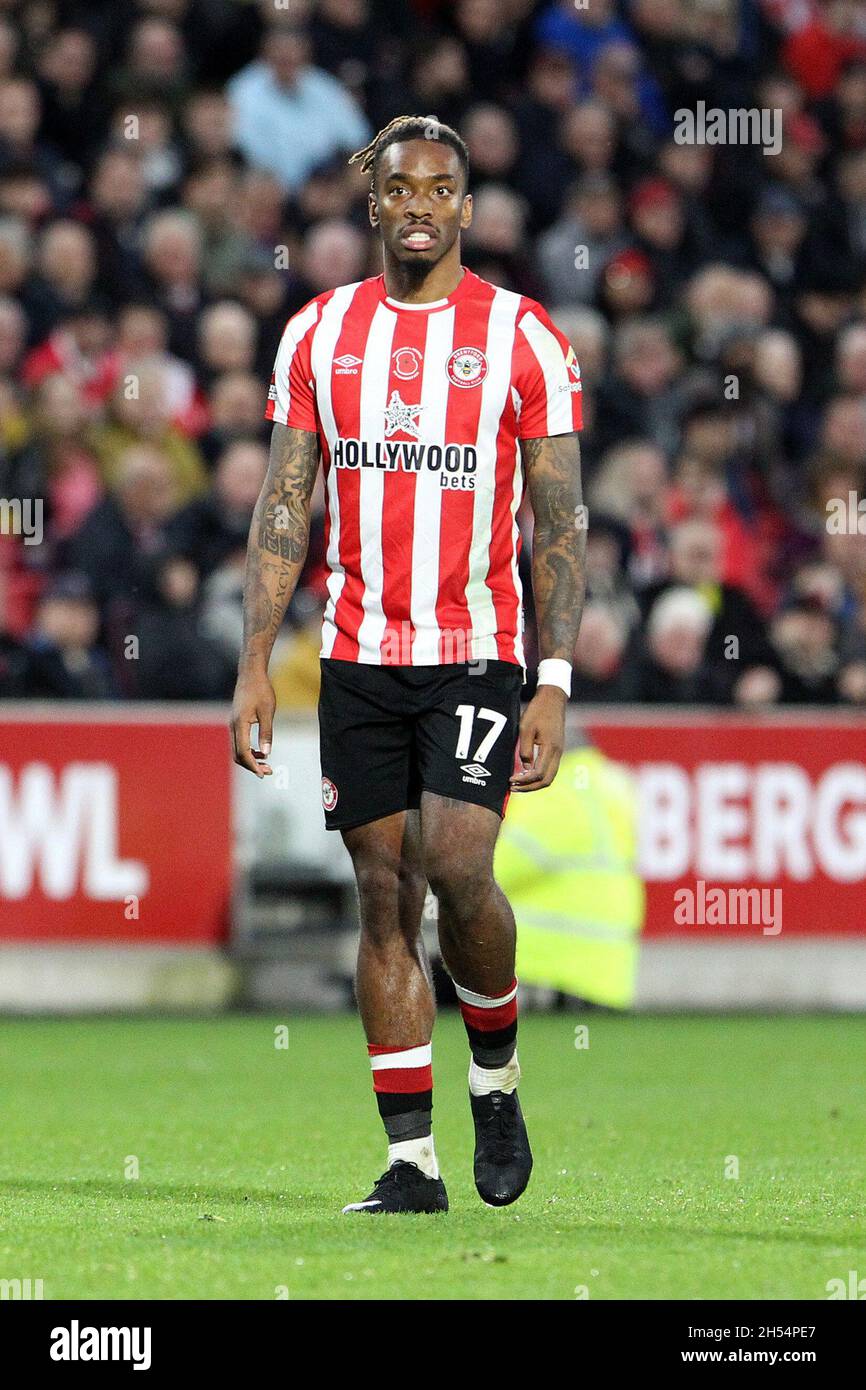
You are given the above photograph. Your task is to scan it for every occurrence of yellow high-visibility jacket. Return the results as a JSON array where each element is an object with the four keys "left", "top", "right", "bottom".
[{"left": 494, "top": 747, "right": 644, "bottom": 1008}]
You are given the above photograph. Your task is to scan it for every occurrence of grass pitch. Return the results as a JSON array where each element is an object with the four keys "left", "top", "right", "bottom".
[{"left": 0, "top": 1013, "right": 862, "bottom": 1300}]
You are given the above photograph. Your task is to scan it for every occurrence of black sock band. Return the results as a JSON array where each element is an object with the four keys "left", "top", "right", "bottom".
[{"left": 375, "top": 1089, "right": 433, "bottom": 1142}]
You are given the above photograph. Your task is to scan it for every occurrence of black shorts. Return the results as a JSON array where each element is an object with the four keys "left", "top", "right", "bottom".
[{"left": 318, "top": 657, "right": 523, "bottom": 831}]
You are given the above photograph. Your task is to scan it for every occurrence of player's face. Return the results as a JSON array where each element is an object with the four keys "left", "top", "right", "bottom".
[{"left": 370, "top": 139, "right": 472, "bottom": 266}]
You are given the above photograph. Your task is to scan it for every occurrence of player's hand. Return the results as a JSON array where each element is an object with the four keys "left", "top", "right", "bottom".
[
  {"left": 231, "top": 666, "right": 276, "bottom": 778},
  {"left": 510, "top": 685, "right": 566, "bottom": 792}
]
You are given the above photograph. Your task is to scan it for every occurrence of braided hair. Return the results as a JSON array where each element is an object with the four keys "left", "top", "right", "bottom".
[{"left": 348, "top": 115, "right": 469, "bottom": 192}]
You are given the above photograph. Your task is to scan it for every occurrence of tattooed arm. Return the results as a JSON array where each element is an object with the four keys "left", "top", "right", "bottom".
[
  {"left": 511, "top": 431, "right": 586, "bottom": 792},
  {"left": 230, "top": 423, "right": 320, "bottom": 776}
]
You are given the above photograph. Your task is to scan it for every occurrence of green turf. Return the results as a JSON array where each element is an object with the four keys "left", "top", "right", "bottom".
[{"left": 0, "top": 1013, "right": 863, "bottom": 1300}]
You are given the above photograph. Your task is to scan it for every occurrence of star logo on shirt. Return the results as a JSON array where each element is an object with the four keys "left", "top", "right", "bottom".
[{"left": 383, "top": 390, "right": 424, "bottom": 438}]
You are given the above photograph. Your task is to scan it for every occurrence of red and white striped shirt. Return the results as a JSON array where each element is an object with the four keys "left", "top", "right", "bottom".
[{"left": 265, "top": 269, "right": 582, "bottom": 666}]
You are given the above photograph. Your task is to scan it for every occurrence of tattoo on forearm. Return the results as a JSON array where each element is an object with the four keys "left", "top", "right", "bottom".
[
  {"left": 241, "top": 424, "right": 319, "bottom": 658},
  {"left": 522, "top": 433, "right": 586, "bottom": 662}
]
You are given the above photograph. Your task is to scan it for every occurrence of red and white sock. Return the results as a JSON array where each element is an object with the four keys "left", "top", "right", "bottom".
[
  {"left": 454, "top": 978, "right": 521, "bottom": 1097},
  {"left": 368, "top": 1043, "right": 439, "bottom": 1178}
]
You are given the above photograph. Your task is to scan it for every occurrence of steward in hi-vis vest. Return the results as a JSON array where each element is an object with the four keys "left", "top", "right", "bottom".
[{"left": 495, "top": 746, "right": 645, "bottom": 1008}]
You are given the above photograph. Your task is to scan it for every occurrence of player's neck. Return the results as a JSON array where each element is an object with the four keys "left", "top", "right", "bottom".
[{"left": 382, "top": 247, "right": 465, "bottom": 305}]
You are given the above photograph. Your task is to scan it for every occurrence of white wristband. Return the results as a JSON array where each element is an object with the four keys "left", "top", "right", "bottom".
[{"left": 537, "top": 658, "right": 572, "bottom": 697}]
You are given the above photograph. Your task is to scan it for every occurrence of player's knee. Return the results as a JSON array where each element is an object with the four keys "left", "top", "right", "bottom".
[
  {"left": 351, "top": 851, "right": 424, "bottom": 920},
  {"left": 424, "top": 850, "right": 492, "bottom": 921}
]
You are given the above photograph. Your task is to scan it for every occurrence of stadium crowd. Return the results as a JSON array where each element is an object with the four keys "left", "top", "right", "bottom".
[{"left": 1, "top": 0, "right": 865, "bottom": 705}]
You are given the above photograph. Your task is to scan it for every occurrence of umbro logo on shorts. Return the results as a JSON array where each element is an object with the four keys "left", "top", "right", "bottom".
[{"left": 460, "top": 762, "right": 490, "bottom": 785}]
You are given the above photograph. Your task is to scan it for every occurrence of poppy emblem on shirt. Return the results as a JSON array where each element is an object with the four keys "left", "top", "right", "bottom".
[
  {"left": 393, "top": 347, "right": 422, "bottom": 380},
  {"left": 447, "top": 347, "right": 488, "bottom": 389}
]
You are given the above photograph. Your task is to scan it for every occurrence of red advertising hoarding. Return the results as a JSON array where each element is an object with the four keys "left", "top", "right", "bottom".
[
  {"left": 586, "top": 711, "right": 866, "bottom": 937},
  {"left": 0, "top": 706, "right": 862, "bottom": 944},
  {"left": 0, "top": 706, "right": 231, "bottom": 943}
]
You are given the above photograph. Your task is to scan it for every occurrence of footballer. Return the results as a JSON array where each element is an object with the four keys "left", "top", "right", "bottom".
[{"left": 231, "top": 116, "right": 586, "bottom": 1214}]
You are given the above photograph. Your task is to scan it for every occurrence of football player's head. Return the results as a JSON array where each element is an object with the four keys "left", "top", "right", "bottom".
[{"left": 351, "top": 116, "right": 472, "bottom": 272}]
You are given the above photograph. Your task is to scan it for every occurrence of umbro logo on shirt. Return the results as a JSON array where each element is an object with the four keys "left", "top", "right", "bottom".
[{"left": 334, "top": 354, "right": 363, "bottom": 374}]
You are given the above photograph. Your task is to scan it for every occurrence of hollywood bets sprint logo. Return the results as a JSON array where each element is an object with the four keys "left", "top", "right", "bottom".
[{"left": 0, "top": 764, "right": 148, "bottom": 900}]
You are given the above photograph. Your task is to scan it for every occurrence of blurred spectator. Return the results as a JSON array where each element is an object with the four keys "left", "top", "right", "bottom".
[
  {"left": 106, "top": 99, "right": 183, "bottom": 200},
  {"left": 0, "top": 291, "right": 25, "bottom": 379},
  {"left": 141, "top": 209, "right": 206, "bottom": 361},
  {"left": 167, "top": 437, "right": 267, "bottom": 577},
  {"left": 200, "top": 370, "right": 270, "bottom": 465},
  {"left": 197, "top": 300, "right": 258, "bottom": 386},
  {"left": 590, "top": 439, "right": 671, "bottom": 585},
  {"left": 85, "top": 148, "right": 151, "bottom": 306},
  {"left": 36, "top": 28, "right": 105, "bottom": 167},
  {"left": 597, "top": 246, "right": 656, "bottom": 321},
  {"left": 92, "top": 359, "right": 207, "bottom": 503},
  {"left": 0, "top": 566, "right": 30, "bottom": 695},
  {"left": 182, "top": 155, "right": 253, "bottom": 296},
  {"left": 0, "top": 76, "right": 67, "bottom": 205},
  {"left": 768, "top": 597, "right": 840, "bottom": 702},
  {"left": 108, "top": 17, "right": 189, "bottom": 115},
  {"left": 570, "top": 601, "right": 633, "bottom": 702},
  {"left": 638, "top": 518, "right": 775, "bottom": 697},
  {"left": 128, "top": 552, "right": 236, "bottom": 701},
  {"left": 36, "top": 220, "right": 98, "bottom": 313},
  {"left": 67, "top": 444, "right": 180, "bottom": 615},
  {"left": 116, "top": 303, "right": 201, "bottom": 433},
  {"left": 227, "top": 26, "right": 369, "bottom": 194},
  {"left": 21, "top": 300, "right": 119, "bottom": 407},
  {"left": 3, "top": 374, "right": 103, "bottom": 555},
  {"left": 453, "top": 0, "right": 526, "bottom": 102},
  {"left": 23, "top": 571, "right": 115, "bottom": 699},
  {"left": 0, "top": 215, "right": 55, "bottom": 343},
  {"left": 297, "top": 219, "right": 367, "bottom": 297},
  {"left": 632, "top": 585, "right": 723, "bottom": 703},
  {"left": 594, "top": 316, "right": 686, "bottom": 457},
  {"left": 539, "top": 173, "right": 626, "bottom": 305},
  {"left": 463, "top": 185, "right": 545, "bottom": 297}
]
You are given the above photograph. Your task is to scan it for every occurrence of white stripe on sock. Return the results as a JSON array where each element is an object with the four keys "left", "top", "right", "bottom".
[
  {"left": 453, "top": 980, "right": 518, "bottom": 1009},
  {"left": 369, "top": 1044, "right": 432, "bottom": 1071}
]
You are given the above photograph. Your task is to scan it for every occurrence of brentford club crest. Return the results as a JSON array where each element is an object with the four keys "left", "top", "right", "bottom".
[
  {"left": 321, "top": 777, "right": 338, "bottom": 812},
  {"left": 447, "top": 346, "right": 488, "bottom": 389}
]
